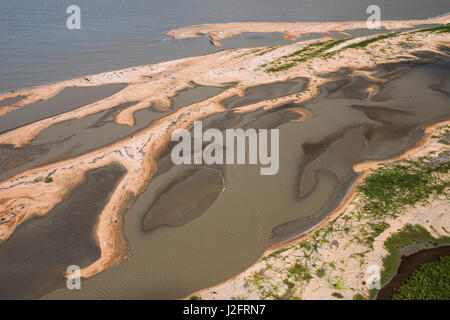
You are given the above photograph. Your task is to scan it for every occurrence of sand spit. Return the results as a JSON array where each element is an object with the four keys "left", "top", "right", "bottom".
[
  {"left": 165, "top": 15, "right": 450, "bottom": 46},
  {"left": 188, "top": 120, "right": 450, "bottom": 300},
  {"left": 0, "top": 20, "right": 449, "bottom": 283}
]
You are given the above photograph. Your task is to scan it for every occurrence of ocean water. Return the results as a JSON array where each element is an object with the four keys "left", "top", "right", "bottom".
[{"left": 0, "top": 0, "right": 449, "bottom": 92}]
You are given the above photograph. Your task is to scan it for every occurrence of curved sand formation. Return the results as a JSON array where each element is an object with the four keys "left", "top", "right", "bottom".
[{"left": 0, "top": 19, "right": 449, "bottom": 285}]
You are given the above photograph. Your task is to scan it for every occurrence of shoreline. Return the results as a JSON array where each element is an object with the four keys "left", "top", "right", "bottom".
[
  {"left": 0, "top": 18, "right": 449, "bottom": 295},
  {"left": 183, "top": 118, "right": 450, "bottom": 300}
]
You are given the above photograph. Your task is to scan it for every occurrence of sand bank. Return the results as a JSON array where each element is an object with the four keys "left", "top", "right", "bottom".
[{"left": 165, "top": 15, "right": 450, "bottom": 46}]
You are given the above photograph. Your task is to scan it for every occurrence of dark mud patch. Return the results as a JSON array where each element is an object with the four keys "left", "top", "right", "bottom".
[{"left": 143, "top": 168, "right": 223, "bottom": 232}]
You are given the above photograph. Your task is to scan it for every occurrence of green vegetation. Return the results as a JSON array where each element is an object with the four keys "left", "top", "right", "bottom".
[
  {"left": 380, "top": 224, "right": 450, "bottom": 289},
  {"left": 317, "top": 268, "right": 326, "bottom": 278},
  {"left": 410, "top": 23, "right": 450, "bottom": 34},
  {"left": 392, "top": 256, "right": 450, "bottom": 300},
  {"left": 357, "top": 156, "right": 450, "bottom": 217},
  {"left": 256, "top": 46, "right": 279, "bottom": 56},
  {"left": 44, "top": 177, "right": 53, "bottom": 183},
  {"left": 332, "top": 292, "right": 344, "bottom": 299},
  {"left": 352, "top": 293, "right": 365, "bottom": 300},
  {"left": 265, "top": 38, "right": 352, "bottom": 73},
  {"left": 346, "top": 33, "right": 398, "bottom": 49}
]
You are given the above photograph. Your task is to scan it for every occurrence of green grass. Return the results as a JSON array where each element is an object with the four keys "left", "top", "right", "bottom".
[
  {"left": 357, "top": 157, "right": 449, "bottom": 217},
  {"left": 410, "top": 24, "right": 450, "bottom": 34},
  {"left": 352, "top": 293, "right": 366, "bottom": 300},
  {"left": 346, "top": 33, "right": 398, "bottom": 49},
  {"left": 392, "top": 256, "right": 450, "bottom": 300},
  {"left": 317, "top": 268, "right": 326, "bottom": 278},
  {"left": 266, "top": 62, "right": 297, "bottom": 73},
  {"left": 44, "top": 177, "right": 53, "bottom": 183},
  {"left": 265, "top": 38, "right": 352, "bottom": 72}
]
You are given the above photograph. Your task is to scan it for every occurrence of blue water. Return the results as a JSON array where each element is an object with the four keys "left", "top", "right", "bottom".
[{"left": 0, "top": 0, "right": 449, "bottom": 92}]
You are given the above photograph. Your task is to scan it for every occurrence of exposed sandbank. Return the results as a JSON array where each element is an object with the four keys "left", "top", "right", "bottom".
[{"left": 165, "top": 15, "right": 450, "bottom": 46}]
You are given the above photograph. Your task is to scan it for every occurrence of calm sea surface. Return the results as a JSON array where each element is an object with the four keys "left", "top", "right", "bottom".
[{"left": 0, "top": 0, "right": 449, "bottom": 92}]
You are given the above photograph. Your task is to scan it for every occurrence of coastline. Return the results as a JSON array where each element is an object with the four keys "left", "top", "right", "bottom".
[
  {"left": 0, "top": 17, "right": 449, "bottom": 294},
  {"left": 187, "top": 119, "right": 450, "bottom": 300}
]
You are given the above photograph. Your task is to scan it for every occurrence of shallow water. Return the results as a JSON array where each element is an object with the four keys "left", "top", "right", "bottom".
[
  {"left": 0, "top": 164, "right": 125, "bottom": 299},
  {"left": 222, "top": 78, "right": 307, "bottom": 108},
  {"left": 0, "top": 83, "right": 127, "bottom": 133},
  {"left": 38, "top": 55, "right": 450, "bottom": 300}
]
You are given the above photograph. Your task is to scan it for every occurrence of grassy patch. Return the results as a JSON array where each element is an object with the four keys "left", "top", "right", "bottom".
[
  {"left": 44, "top": 177, "right": 53, "bottom": 183},
  {"left": 264, "top": 38, "right": 352, "bottom": 73},
  {"left": 357, "top": 157, "right": 449, "bottom": 217},
  {"left": 346, "top": 33, "right": 398, "bottom": 49},
  {"left": 410, "top": 24, "right": 450, "bottom": 34}
]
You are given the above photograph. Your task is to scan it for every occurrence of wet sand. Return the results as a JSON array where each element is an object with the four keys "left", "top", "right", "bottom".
[
  {"left": 0, "top": 164, "right": 125, "bottom": 299},
  {"left": 377, "top": 246, "right": 450, "bottom": 300}
]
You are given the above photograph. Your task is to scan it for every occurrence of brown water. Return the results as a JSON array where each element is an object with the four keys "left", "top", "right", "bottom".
[{"left": 36, "top": 53, "right": 450, "bottom": 299}]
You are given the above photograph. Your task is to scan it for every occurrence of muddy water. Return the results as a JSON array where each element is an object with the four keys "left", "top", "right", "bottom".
[
  {"left": 0, "top": 85, "right": 226, "bottom": 182},
  {"left": 0, "top": 164, "right": 125, "bottom": 299},
  {"left": 38, "top": 54, "right": 450, "bottom": 300},
  {"left": 143, "top": 168, "right": 224, "bottom": 232}
]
